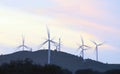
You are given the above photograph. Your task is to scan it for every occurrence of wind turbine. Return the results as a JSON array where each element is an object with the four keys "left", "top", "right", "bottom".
[
  {"left": 77, "top": 36, "right": 90, "bottom": 59},
  {"left": 17, "top": 35, "right": 32, "bottom": 51},
  {"left": 39, "top": 26, "right": 57, "bottom": 64},
  {"left": 91, "top": 41, "right": 104, "bottom": 61},
  {"left": 54, "top": 37, "right": 61, "bottom": 52}
]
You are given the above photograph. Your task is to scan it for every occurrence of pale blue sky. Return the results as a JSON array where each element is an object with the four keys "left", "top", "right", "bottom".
[{"left": 0, "top": 0, "right": 120, "bottom": 64}]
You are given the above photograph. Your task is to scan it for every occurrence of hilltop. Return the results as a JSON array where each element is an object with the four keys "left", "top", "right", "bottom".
[{"left": 0, "top": 50, "right": 120, "bottom": 72}]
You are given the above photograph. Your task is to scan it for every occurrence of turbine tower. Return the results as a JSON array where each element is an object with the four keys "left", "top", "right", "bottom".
[
  {"left": 39, "top": 26, "right": 57, "bottom": 64},
  {"left": 17, "top": 35, "right": 32, "bottom": 51},
  {"left": 77, "top": 36, "right": 89, "bottom": 59},
  {"left": 52, "top": 37, "right": 61, "bottom": 52},
  {"left": 58, "top": 38, "right": 61, "bottom": 51},
  {"left": 54, "top": 37, "right": 61, "bottom": 52},
  {"left": 91, "top": 41, "right": 104, "bottom": 61}
]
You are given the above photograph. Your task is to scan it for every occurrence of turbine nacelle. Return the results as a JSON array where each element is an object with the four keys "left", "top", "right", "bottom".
[{"left": 91, "top": 41, "right": 104, "bottom": 46}]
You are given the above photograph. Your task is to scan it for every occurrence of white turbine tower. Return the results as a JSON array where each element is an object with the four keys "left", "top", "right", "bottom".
[
  {"left": 77, "top": 36, "right": 89, "bottom": 59},
  {"left": 91, "top": 41, "right": 104, "bottom": 61},
  {"left": 17, "top": 35, "right": 32, "bottom": 51},
  {"left": 39, "top": 26, "right": 57, "bottom": 64},
  {"left": 54, "top": 37, "right": 61, "bottom": 52},
  {"left": 58, "top": 38, "right": 61, "bottom": 51}
]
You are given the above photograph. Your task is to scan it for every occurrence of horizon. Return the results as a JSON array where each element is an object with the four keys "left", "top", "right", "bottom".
[{"left": 0, "top": 0, "right": 120, "bottom": 64}]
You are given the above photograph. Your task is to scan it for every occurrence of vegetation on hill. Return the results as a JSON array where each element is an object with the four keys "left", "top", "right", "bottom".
[
  {"left": 75, "top": 69, "right": 120, "bottom": 74},
  {"left": 0, "top": 50, "right": 120, "bottom": 72},
  {"left": 0, "top": 58, "right": 72, "bottom": 74},
  {"left": 0, "top": 58, "right": 119, "bottom": 74}
]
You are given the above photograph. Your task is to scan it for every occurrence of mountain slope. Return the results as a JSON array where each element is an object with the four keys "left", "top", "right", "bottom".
[{"left": 0, "top": 50, "right": 120, "bottom": 72}]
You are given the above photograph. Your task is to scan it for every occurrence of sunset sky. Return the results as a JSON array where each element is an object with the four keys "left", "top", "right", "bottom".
[{"left": 0, "top": 0, "right": 120, "bottom": 64}]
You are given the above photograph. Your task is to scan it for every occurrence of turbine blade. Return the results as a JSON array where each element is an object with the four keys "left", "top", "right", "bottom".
[
  {"left": 17, "top": 45, "right": 23, "bottom": 49},
  {"left": 24, "top": 45, "right": 32, "bottom": 51},
  {"left": 16, "top": 45, "right": 24, "bottom": 51},
  {"left": 24, "top": 45, "right": 30, "bottom": 49},
  {"left": 84, "top": 45, "right": 91, "bottom": 48},
  {"left": 76, "top": 48, "right": 80, "bottom": 52},
  {"left": 99, "top": 41, "right": 105, "bottom": 46},
  {"left": 78, "top": 46, "right": 82, "bottom": 49},
  {"left": 98, "top": 43, "right": 104, "bottom": 46},
  {"left": 91, "top": 40, "right": 97, "bottom": 45},
  {"left": 80, "top": 36, "right": 84, "bottom": 45},
  {"left": 46, "top": 25, "right": 50, "bottom": 39},
  {"left": 39, "top": 40, "right": 48, "bottom": 48}
]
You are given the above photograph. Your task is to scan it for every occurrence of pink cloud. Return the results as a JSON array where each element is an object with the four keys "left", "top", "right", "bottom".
[
  {"left": 50, "top": 13, "right": 120, "bottom": 34},
  {"left": 30, "top": 0, "right": 106, "bottom": 18},
  {"left": 51, "top": 0, "right": 106, "bottom": 18},
  {"left": 31, "top": 8, "right": 120, "bottom": 35},
  {"left": 29, "top": 0, "right": 120, "bottom": 35}
]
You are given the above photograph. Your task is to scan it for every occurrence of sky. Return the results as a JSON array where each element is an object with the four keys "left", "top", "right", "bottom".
[{"left": 0, "top": 0, "right": 120, "bottom": 64}]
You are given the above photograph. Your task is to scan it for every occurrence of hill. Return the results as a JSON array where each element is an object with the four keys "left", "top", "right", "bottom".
[{"left": 0, "top": 50, "right": 120, "bottom": 72}]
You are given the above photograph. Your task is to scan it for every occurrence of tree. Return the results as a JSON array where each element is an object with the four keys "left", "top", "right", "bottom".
[
  {"left": 75, "top": 69, "right": 102, "bottom": 74},
  {"left": 105, "top": 69, "right": 120, "bottom": 74},
  {"left": 0, "top": 58, "right": 72, "bottom": 74}
]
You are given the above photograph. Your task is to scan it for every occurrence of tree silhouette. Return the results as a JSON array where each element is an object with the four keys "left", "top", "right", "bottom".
[
  {"left": 0, "top": 58, "right": 72, "bottom": 74},
  {"left": 105, "top": 69, "right": 120, "bottom": 74},
  {"left": 75, "top": 69, "right": 102, "bottom": 74}
]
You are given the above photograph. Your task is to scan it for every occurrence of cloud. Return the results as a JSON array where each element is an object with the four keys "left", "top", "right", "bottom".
[
  {"left": 51, "top": 0, "right": 106, "bottom": 17},
  {"left": 30, "top": 0, "right": 106, "bottom": 19},
  {"left": 29, "top": 0, "right": 120, "bottom": 35},
  {"left": 0, "top": 1, "right": 120, "bottom": 64},
  {"left": 0, "top": 5, "right": 101, "bottom": 49}
]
